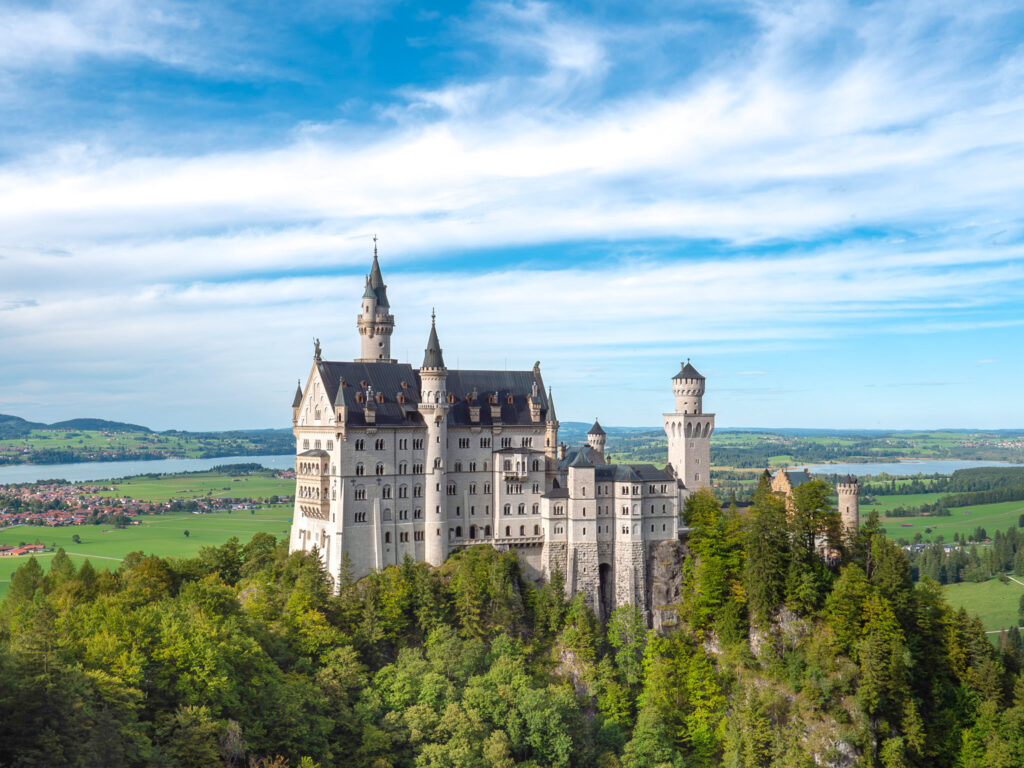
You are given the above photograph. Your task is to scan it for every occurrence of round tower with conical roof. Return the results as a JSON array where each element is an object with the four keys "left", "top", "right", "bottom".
[
  {"left": 418, "top": 311, "right": 449, "bottom": 567},
  {"left": 663, "top": 360, "right": 715, "bottom": 490},
  {"left": 357, "top": 240, "right": 396, "bottom": 362},
  {"left": 587, "top": 419, "right": 606, "bottom": 464}
]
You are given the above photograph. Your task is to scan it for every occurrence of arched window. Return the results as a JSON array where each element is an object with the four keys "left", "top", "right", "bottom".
[
  {"left": 355, "top": 463, "right": 364, "bottom": 476},
  {"left": 503, "top": 504, "right": 511, "bottom": 515},
  {"left": 382, "top": 509, "right": 391, "bottom": 521},
  {"left": 533, "top": 524, "right": 540, "bottom": 535},
  {"left": 532, "top": 503, "right": 539, "bottom": 515},
  {"left": 517, "top": 503, "right": 525, "bottom": 515},
  {"left": 505, "top": 526, "right": 510, "bottom": 536},
  {"left": 484, "top": 525, "right": 491, "bottom": 536},
  {"left": 519, "top": 525, "right": 525, "bottom": 536}
]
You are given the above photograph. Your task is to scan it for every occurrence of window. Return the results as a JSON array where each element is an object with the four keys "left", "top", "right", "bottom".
[
  {"left": 398, "top": 462, "right": 407, "bottom": 474},
  {"left": 517, "top": 503, "right": 525, "bottom": 515},
  {"left": 354, "top": 512, "right": 367, "bottom": 523},
  {"left": 469, "top": 483, "right": 477, "bottom": 495},
  {"left": 355, "top": 463, "right": 365, "bottom": 476},
  {"left": 469, "top": 461, "right": 477, "bottom": 472},
  {"left": 447, "top": 483, "right": 457, "bottom": 496},
  {"left": 413, "top": 463, "right": 423, "bottom": 474},
  {"left": 505, "top": 526, "right": 511, "bottom": 536},
  {"left": 501, "top": 437, "right": 513, "bottom": 448},
  {"left": 480, "top": 437, "right": 491, "bottom": 448},
  {"left": 327, "top": 440, "right": 334, "bottom": 450},
  {"left": 532, "top": 503, "right": 539, "bottom": 515},
  {"left": 382, "top": 509, "right": 392, "bottom": 521},
  {"left": 399, "top": 438, "right": 408, "bottom": 450},
  {"left": 521, "top": 437, "right": 532, "bottom": 447},
  {"left": 399, "top": 509, "right": 408, "bottom": 520},
  {"left": 414, "top": 485, "right": 423, "bottom": 498},
  {"left": 555, "top": 505, "right": 564, "bottom": 515},
  {"left": 531, "top": 460, "right": 539, "bottom": 472},
  {"left": 414, "top": 508, "right": 422, "bottom": 519},
  {"left": 534, "top": 525, "right": 540, "bottom": 535},
  {"left": 375, "top": 438, "right": 385, "bottom": 450},
  {"left": 519, "top": 525, "right": 525, "bottom": 536},
  {"left": 399, "top": 485, "right": 408, "bottom": 498},
  {"left": 303, "top": 439, "right": 310, "bottom": 449},
  {"left": 582, "top": 486, "right": 586, "bottom": 496},
  {"left": 454, "top": 461, "right": 463, "bottom": 472},
  {"left": 414, "top": 531, "right": 424, "bottom": 541},
  {"left": 355, "top": 439, "right": 364, "bottom": 451},
  {"left": 413, "top": 439, "right": 423, "bottom": 450},
  {"left": 503, "top": 504, "right": 511, "bottom": 516},
  {"left": 385, "top": 532, "right": 391, "bottom": 544},
  {"left": 382, "top": 486, "right": 392, "bottom": 499},
  {"left": 355, "top": 487, "right": 366, "bottom": 500},
  {"left": 458, "top": 438, "right": 470, "bottom": 449},
  {"left": 375, "top": 463, "right": 385, "bottom": 476},
  {"left": 483, "top": 483, "right": 491, "bottom": 494}
]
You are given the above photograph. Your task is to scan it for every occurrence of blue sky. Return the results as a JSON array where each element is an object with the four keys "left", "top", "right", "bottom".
[{"left": 1, "top": 0, "right": 1023, "bottom": 431}]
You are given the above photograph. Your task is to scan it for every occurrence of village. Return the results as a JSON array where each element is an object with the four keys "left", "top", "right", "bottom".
[{"left": 0, "top": 473, "right": 295, "bottom": 549}]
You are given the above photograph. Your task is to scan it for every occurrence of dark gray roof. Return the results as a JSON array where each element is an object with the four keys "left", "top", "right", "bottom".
[
  {"left": 292, "top": 380, "right": 303, "bottom": 408},
  {"left": 783, "top": 469, "right": 812, "bottom": 488},
  {"left": 545, "top": 487, "right": 569, "bottom": 499},
  {"left": 422, "top": 317, "right": 446, "bottom": 369},
  {"left": 445, "top": 368, "right": 550, "bottom": 427},
  {"left": 558, "top": 444, "right": 600, "bottom": 470},
  {"left": 546, "top": 387, "right": 558, "bottom": 423},
  {"left": 672, "top": 361, "right": 704, "bottom": 381},
  {"left": 568, "top": 449, "right": 593, "bottom": 468},
  {"left": 595, "top": 464, "right": 672, "bottom": 483},
  {"left": 317, "top": 361, "right": 424, "bottom": 428},
  {"left": 368, "top": 252, "right": 389, "bottom": 307},
  {"left": 362, "top": 278, "right": 376, "bottom": 301},
  {"left": 315, "top": 361, "right": 552, "bottom": 429},
  {"left": 588, "top": 419, "right": 605, "bottom": 436}
]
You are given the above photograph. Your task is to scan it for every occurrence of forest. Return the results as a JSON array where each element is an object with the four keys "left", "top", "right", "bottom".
[{"left": 1, "top": 477, "right": 1023, "bottom": 768}]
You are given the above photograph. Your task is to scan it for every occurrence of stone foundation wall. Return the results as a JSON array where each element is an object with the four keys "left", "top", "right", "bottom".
[{"left": 649, "top": 539, "right": 686, "bottom": 632}]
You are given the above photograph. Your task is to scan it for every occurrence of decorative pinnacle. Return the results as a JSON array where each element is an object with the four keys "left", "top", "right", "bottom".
[{"left": 373, "top": 234, "right": 378, "bottom": 257}]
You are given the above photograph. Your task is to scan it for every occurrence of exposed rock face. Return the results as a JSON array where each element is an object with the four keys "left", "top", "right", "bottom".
[{"left": 649, "top": 539, "right": 686, "bottom": 632}]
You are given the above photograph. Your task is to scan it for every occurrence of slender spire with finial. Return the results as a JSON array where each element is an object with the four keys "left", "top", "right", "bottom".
[
  {"left": 292, "top": 379, "right": 303, "bottom": 407},
  {"left": 546, "top": 386, "right": 558, "bottom": 423},
  {"left": 422, "top": 311, "right": 445, "bottom": 369}
]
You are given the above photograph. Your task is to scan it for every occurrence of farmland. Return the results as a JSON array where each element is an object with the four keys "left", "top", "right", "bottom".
[
  {"left": 90, "top": 470, "right": 295, "bottom": 502},
  {"left": 941, "top": 578, "right": 1024, "bottom": 633},
  {"left": 879, "top": 499, "right": 1024, "bottom": 543},
  {"left": 0, "top": 506, "right": 293, "bottom": 598}
]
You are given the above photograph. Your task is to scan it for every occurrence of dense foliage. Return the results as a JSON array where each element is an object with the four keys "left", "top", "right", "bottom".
[{"left": 2, "top": 478, "right": 1023, "bottom": 767}]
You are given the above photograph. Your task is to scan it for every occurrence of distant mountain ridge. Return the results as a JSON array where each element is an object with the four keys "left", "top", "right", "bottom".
[{"left": 0, "top": 414, "right": 150, "bottom": 439}]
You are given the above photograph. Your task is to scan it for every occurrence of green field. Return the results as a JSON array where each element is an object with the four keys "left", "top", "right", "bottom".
[
  {"left": 90, "top": 470, "right": 294, "bottom": 501},
  {"left": 941, "top": 578, "right": 1024, "bottom": 633},
  {"left": 879, "top": 500, "right": 1024, "bottom": 542},
  {"left": 862, "top": 492, "right": 947, "bottom": 514},
  {"left": 0, "top": 507, "right": 293, "bottom": 598}
]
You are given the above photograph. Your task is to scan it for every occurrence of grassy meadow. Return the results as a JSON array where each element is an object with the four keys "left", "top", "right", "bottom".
[
  {"left": 878, "top": 500, "right": 1024, "bottom": 542},
  {"left": 89, "top": 469, "right": 295, "bottom": 501},
  {"left": 0, "top": 506, "right": 293, "bottom": 598},
  {"left": 941, "top": 578, "right": 1024, "bottom": 633}
]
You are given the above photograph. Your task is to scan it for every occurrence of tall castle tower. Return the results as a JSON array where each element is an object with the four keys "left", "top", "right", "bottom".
[
  {"left": 836, "top": 476, "right": 860, "bottom": 537},
  {"left": 663, "top": 361, "right": 714, "bottom": 489},
  {"left": 357, "top": 241, "right": 396, "bottom": 362},
  {"left": 418, "top": 312, "right": 449, "bottom": 566},
  {"left": 587, "top": 419, "right": 606, "bottom": 464}
]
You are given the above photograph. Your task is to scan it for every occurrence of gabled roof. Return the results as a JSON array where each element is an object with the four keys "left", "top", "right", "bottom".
[
  {"left": 595, "top": 463, "right": 672, "bottom": 483},
  {"left": 292, "top": 380, "right": 303, "bottom": 408},
  {"left": 568, "top": 448, "right": 593, "bottom": 468},
  {"left": 672, "top": 361, "right": 704, "bottom": 381},
  {"left": 781, "top": 469, "right": 812, "bottom": 488},
  {"left": 588, "top": 419, "right": 605, "bottom": 436}
]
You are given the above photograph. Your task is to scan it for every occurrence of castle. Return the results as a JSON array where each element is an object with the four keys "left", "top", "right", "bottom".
[{"left": 287, "top": 246, "right": 713, "bottom": 618}]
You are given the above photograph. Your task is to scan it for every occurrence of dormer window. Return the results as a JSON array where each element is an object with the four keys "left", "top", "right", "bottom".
[
  {"left": 376, "top": 393, "right": 384, "bottom": 404},
  {"left": 506, "top": 395, "right": 514, "bottom": 404},
  {"left": 488, "top": 394, "right": 496, "bottom": 404},
  {"left": 355, "top": 393, "right": 364, "bottom": 404},
  {"left": 447, "top": 393, "right": 455, "bottom": 403}
]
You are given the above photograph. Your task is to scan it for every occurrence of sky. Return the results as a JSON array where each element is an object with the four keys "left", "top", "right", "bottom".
[{"left": 1, "top": 0, "right": 1023, "bottom": 432}]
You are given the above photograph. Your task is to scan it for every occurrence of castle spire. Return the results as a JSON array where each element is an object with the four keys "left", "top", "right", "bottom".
[
  {"left": 356, "top": 238, "right": 395, "bottom": 362},
  {"left": 422, "top": 310, "right": 446, "bottom": 369},
  {"left": 546, "top": 386, "right": 558, "bottom": 423},
  {"left": 292, "top": 379, "right": 303, "bottom": 407}
]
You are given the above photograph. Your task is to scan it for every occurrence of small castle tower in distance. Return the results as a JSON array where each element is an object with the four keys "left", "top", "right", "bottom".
[
  {"left": 356, "top": 240, "right": 396, "bottom": 362},
  {"left": 836, "top": 475, "right": 860, "bottom": 536},
  {"left": 587, "top": 419, "right": 606, "bottom": 464},
  {"left": 418, "top": 311, "right": 449, "bottom": 567},
  {"left": 663, "top": 361, "right": 714, "bottom": 489}
]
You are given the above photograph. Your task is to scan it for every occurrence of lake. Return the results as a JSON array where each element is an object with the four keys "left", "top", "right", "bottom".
[
  {"left": 0, "top": 454, "right": 295, "bottom": 485},
  {"left": 801, "top": 459, "right": 1015, "bottom": 477}
]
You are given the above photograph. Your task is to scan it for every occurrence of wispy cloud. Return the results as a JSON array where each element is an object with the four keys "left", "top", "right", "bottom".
[{"left": 1, "top": 0, "right": 1023, "bottom": 428}]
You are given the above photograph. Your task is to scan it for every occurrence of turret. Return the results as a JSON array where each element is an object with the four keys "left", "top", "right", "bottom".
[
  {"left": 672, "top": 360, "right": 705, "bottom": 414},
  {"left": 836, "top": 475, "right": 860, "bottom": 537},
  {"left": 418, "top": 312, "right": 449, "bottom": 567},
  {"left": 587, "top": 419, "right": 606, "bottom": 464},
  {"left": 663, "top": 360, "right": 714, "bottom": 489},
  {"left": 356, "top": 239, "right": 396, "bottom": 362},
  {"left": 545, "top": 387, "right": 559, "bottom": 459},
  {"left": 291, "top": 379, "right": 303, "bottom": 424}
]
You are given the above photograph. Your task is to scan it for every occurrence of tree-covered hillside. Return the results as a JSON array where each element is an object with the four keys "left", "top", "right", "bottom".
[{"left": 1, "top": 478, "right": 1022, "bottom": 767}]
